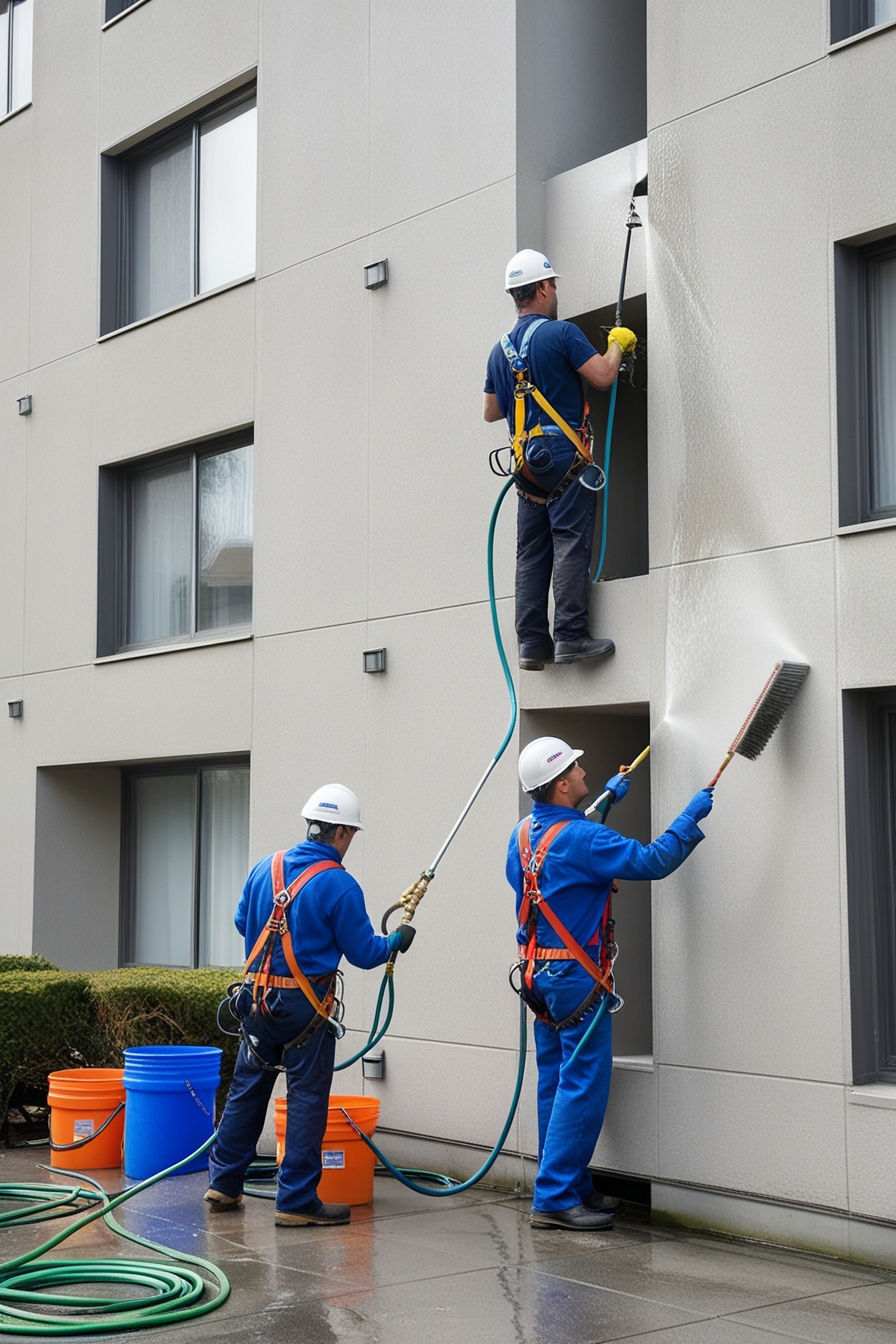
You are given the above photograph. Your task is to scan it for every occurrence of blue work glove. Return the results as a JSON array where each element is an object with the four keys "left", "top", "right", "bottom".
[
  {"left": 682, "top": 787, "right": 714, "bottom": 823},
  {"left": 388, "top": 926, "right": 416, "bottom": 955},
  {"left": 604, "top": 773, "right": 630, "bottom": 803}
]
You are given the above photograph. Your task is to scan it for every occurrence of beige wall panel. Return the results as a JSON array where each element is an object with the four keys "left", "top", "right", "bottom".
[
  {"left": 846, "top": 1093, "right": 896, "bottom": 1220},
  {"left": 0, "top": 379, "right": 28, "bottom": 678},
  {"left": 0, "top": 677, "right": 31, "bottom": 954},
  {"left": 830, "top": 28, "right": 896, "bottom": 240},
  {"left": 257, "top": 0, "right": 368, "bottom": 277},
  {"left": 25, "top": 642, "right": 252, "bottom": 768},
  {"left": 100, "top": 0, "right": 257, "bottom": 150},
  {"left": 368, "top": 181, "right": 518, "bottom": 617},
  {"left": 647, "top": 0, "right": 827, "bottom": 130},
  {"left": 837, "top": 531, "right": 896, "bottom": 687},
  {"left": 369, "top": 0, "right": 516, "bottom": 232},
  {"left": 0, "top": 111, "right": 32, "bottom": 382},
  {"left": 23, "top": 351, "right": 97, "bottom": 675},
  {"left": 544, "top": 142, "right": 648, "bottom": 320},
  {"left": 254, "top": 248, "right": 368, "bottom": 638},
  {"left": 594, "top": 1063, "right": 658, "bottom": 1178},
  {"left": 648, "top": 64, "right": 832, "bottom": 568},
  {"left": 29, "top": 0, "right": 100, "bottom": 367},
  {"left": 658, "top": 1065, "right": 848, "bottom": 1209},
  {"left": 650, "top": 544, "right": 843, "bottom": 1082},
  {"left": 96, "top": 283, "right": 255, "bottom": 462},
  {"left": 519, "top": 575, "right": 650, "bottom": 711}
]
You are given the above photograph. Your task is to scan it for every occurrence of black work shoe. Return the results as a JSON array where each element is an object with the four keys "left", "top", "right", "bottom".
[
  {"left": 275, "top": 1202, "right": 351, "bottom": 1227},
  {"left": 519, "top": 645, "right": 553, "bottom": 672},
  {"left": 553, "top": 637, "right": 615, "bottom": 664},
  {"left": 530, "top": 1202, "right": 615, "bottom": 1230},
  {"left": 583, "top": 1190, "right": 622, "bottom": 1214}
]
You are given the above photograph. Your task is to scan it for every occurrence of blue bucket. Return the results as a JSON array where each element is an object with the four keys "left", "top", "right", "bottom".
[{"left": 122, "top": 1045, "right": 221, "bottom": 1180}]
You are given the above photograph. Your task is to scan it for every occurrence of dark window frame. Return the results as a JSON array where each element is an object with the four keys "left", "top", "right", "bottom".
[
  {"left": 100, "top": 81, "right": 257, "bottom": 334},
  {"left": 843, "top": 689, "right": 896, "bottom": 1085},
  {"left": 835, "top": 232, "right": 896, "bottom": 526},
  {"left": 97, "top": 426, "right": 254, "bottom": 658},
  {"left": 119, "top": 756, "right": 250, "bottom": 969}
]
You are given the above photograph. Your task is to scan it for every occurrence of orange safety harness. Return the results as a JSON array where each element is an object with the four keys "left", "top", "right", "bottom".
[
  {"left": 240, "top": 851, "right": 343, "bottom": 1054},
  {"left": 511, "top": 819, "right": 619, "bottom": 1030}
]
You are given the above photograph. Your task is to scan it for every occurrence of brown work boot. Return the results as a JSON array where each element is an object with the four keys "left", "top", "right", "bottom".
[
  {"left": 275, "top": 1202, "right": 350, "bottom": 1227},
  {"left": 204, "top": 1188, "right": 242, "bottom": 1212}
]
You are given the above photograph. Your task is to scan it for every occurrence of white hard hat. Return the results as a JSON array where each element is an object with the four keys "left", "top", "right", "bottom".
[
  {"left": 301, "top": 783, "right": 364, "bottom": 831},
  {"left": 505, "top": 249, "right": 561, "bottom": 291},
  {"left": 518, "top": 737, "right": 583, "bottom": 793}
]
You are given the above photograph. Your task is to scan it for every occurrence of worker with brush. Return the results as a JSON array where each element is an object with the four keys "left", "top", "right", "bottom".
[{"left": 509, "top": 737, "right": 713, "bottom": 1230}]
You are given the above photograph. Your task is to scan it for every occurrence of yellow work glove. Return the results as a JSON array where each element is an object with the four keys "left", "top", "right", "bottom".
[{"left": 606, "top": 326, "right": 637, "bottom": 354}]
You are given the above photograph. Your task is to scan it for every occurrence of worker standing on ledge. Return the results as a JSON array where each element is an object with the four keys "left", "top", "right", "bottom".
[
  {"left": 484, "top": 250, "right": 637, "bottom": 671},
  {"left": 508, "top": 737, "right": 713, "bottom": 1230},
  {"left": 205, "top": 784, "right": 415, "bottom": 1227}
]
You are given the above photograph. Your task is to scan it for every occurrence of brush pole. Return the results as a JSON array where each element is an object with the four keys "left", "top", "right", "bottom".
[
  {"left": 707, "top": 753, "right": 734, "bottom": 788},
  {"left": 585, "top": 744, "right": 651, "bottom": 817}
]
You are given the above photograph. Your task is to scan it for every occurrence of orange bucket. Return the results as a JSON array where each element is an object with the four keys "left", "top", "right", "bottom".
[
  {"left": 47, "top": 1069, "right": 125, "bottom": 1169},
  {"left": 275, "top": 1093, "right": 381, "bottom": 1205}
]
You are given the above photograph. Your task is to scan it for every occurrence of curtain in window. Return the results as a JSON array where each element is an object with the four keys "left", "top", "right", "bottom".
[
  {"left": 198, "top": 768, "right": 250, "bottom": 967},
  {"left": 868, "top": 255, "right": 896, "bottom": 514},
  {"left": 0, "top": 4, "right": 9, "bottom": 115},
  {"left": 128, "top": 131, "right": 193, "bottom": 322},
  {"left": 197, "top": 445, "right": 253, "bottom": 631},
  {"left": 9, "top": 0, "right": 30, "bottom": 110},
  {"left": 132, "top": 774, "right": 196, "bottom": 967},
  {"left": 198, "top": 99, "right": 257, "bottom": 294},
  {"left": 127, "top": 458, "right": 192, "bottom": 646}
]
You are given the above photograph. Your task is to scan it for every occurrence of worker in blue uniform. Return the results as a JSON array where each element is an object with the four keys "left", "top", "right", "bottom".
[
  {"left": 206, "top": 784, "right": 415, "bottom": 1227},
  {"left": 484, "top": 249, "right": 639, "bottom": 672},
  {"left": 508, "top": 737, "right": 713, "bottom": 1230}
]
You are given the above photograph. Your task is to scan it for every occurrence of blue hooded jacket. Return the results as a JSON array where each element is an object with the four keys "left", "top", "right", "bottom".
[
  {"left": 506, "top": 803, "right": 705, "bottom": 951},
  {"left": 236, "top": 840, "right": 393, "bottom": 978}
]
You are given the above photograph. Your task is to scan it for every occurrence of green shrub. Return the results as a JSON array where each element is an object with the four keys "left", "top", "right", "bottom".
[
  {"left": 85, "top": 968, "right": 242, "bottom": 1111},
  {"left": 0, "top": 972, "right": 95, "bottom": 1124},
  {"left": 0, "top": 955, "right": 59, "bottom": 974}
]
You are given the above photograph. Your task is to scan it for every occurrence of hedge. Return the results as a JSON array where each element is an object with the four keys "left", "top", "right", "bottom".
[{"left": 0, "top": 966, "right": 243, "bottom": 1134}]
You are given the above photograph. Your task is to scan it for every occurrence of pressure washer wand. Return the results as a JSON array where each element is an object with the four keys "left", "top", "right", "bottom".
[{"left": 584, "top": 744, "right": 651, "bottom": 818}]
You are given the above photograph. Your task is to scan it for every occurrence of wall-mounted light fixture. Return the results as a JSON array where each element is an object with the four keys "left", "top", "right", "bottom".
[
  {"left": 8, "top": 701, "right": 23, "bottom": 719},
  {"left": 364, "top": 260, "right": 388, "bottom": 290},
  {"left": 362, "top": 1052, "right": 385, "bottom": 1080},
  {"left": 363, "top": 648, "right": 387, "bottom": 674},
  {"left": 17, "top": 396, "right": 32, "bottom": 416}
]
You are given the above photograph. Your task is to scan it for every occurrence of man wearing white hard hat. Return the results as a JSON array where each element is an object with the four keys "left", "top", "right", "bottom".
[
  {"left": 206, "top": 784, "right": 414, "bottom": 1227},
  {"left": 484, "top": 249, "right": 638, "bottom": 670},
  {"left": 507, "top": 738, "right": 713, "bottom": 1230}
]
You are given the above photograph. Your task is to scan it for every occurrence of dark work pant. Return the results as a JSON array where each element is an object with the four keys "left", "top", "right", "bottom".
[
  {"left": 208, "top": 985, "right": 336, "bottom": 1214},
  {"left": 515, "top": 482, "right": 596, "bottom": 650}
]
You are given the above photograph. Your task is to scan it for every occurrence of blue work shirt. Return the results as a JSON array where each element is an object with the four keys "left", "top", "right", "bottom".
[
  {"left": 236, "top": 840, "right": 393, "bottom": 979},
  {"left": 485, "top": 313, "right": 598, "bottom": 460},
  {"left": 506, "top": 802, "right": 705, "bottom": 952}
]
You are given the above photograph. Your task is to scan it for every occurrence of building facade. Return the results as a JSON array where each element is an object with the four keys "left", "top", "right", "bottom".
[{"left": 3, "top": 0, "right": 896, "bottom": 1263}]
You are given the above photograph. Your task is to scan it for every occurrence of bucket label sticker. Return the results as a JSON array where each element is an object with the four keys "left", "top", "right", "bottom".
[
  {"left": 322, "top": 1150, "right": 345, "bottom": 1169},
  {"left": 73, "top": 1120, "right": 95, "bottom": 1137}
]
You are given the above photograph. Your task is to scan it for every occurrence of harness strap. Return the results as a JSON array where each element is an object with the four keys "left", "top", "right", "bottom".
[
  {"left": 501, "top": 323, "right": 593, "bottom": 497},
  {"left": 243, "top": 853, "right": 343, "bottom": 1021}
]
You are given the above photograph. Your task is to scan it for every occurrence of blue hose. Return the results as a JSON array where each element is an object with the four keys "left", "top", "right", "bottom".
[{"left": 592, "top": 376, "right": 618, "bottom": 585}]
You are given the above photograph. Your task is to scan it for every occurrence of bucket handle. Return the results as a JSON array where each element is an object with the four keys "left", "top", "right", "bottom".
[
  {"left": 184, "top": 1079, "right": 212, "bottom": 1118},
  {"left": 49, "top": 1101, "right": 125, "bottom": 1152}
]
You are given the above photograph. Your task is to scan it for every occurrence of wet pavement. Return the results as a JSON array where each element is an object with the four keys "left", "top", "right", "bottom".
[{"left": 0, "top": 1146, "right": 895, "bottom": 1342}]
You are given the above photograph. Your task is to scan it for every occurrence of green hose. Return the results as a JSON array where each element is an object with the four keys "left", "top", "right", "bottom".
[{"left": 0, "top": 1139, "right": 229, "bottom": 1334}]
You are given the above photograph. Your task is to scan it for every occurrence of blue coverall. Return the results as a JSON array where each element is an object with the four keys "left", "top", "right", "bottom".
[
  {"left": 484, "top": 315, "right": 601, "bottom": 655},
  {"left": 506, "top": 802, "right": 705, "bottom": 1213},
  {"left": 208, "top": 840, "right": 395, "bottom": 1215}
]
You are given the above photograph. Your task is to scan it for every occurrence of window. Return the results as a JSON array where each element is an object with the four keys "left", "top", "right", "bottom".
[
  {"left": 843, "top": 691, "right": 896, "bottom": 1084},
  {"left": 832, "top": 0, "right": 896, "bottom": 41},
  {"left": 0, "top": 0, "right": 32, "bottom": 117},
  {"left": 121, "top": 761, "right": 249, "bottom": 968},
  {"left": 105, "top": 0, "right": 142, "bottom": 19},
  {"left": 101, "top": 86, "right": 256, "bottom": 332},
  {"left": 97, "top": 431, "right": 253, "bottom": 656},
  {"left": 836, "top": 234, "right": 896, "bottom": 525}
]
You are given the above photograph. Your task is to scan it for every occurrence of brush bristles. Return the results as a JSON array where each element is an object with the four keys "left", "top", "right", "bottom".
[{"left": 732, "top": 661, "right": 810, "bottom": 761}]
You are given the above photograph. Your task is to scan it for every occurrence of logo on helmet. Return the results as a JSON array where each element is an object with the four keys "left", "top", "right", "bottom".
[
  {"left": 546, "top": 751, "right": 562, "bottom": 763},
  {"left": 319, "top": 801, "right": 338, "bottom": 810},
  {"left": 543, "top": 260, "right": 551, "bottom": 268},
  {"left": 509, "top": 268, "right": 523, "bottom": 278}
]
